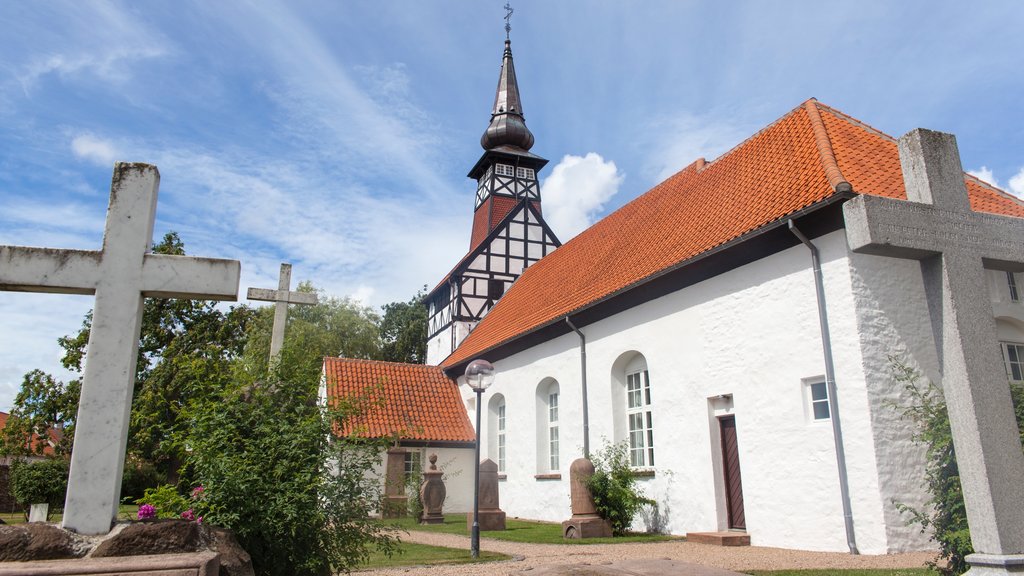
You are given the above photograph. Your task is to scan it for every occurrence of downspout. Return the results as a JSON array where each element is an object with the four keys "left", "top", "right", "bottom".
[
  {"left": 788, "top": 219, "right": 860, "bottom": 555},
  {"left": 565, "top": 317, "right": 590, "bottom": 458}
]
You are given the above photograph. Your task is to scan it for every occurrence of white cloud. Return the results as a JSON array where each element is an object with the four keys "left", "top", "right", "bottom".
[
  {"left": 542, "top": 153, "right": 624, "bottom": 241},
  {"left": 1008, "top": 168, "right": 1024, "bottom": 198},
  {"left": 968, "top": 166, "right": 998, "bottom": 187},
  {"left": 71, "top": 134, "right": 119, "bottom": 166}
]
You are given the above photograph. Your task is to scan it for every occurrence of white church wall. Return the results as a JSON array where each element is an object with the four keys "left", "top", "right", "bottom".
[{"left": 463, "top": 230, "right": 922, "bottom": 553}]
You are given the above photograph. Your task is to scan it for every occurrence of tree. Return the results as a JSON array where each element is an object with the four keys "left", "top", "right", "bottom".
[
  {"left": 586, "top": 440, "right": 655, "bottom": 536},
  {"left": 184, "top": 355, "right": 399, "bottom": 576},
  {"left": 379, "top": 287, "right": 428, "bottom": 364},
  {"left": 0, "top": 370, "right": 77, "bottom": 457},
  {"left": 892, "top": 357, "right": 1024, "bottom": 575}
]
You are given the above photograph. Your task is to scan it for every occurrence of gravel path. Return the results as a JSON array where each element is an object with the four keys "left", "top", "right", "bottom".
[{"left": 358, "top": 529, "right": 938, "bottom": 575}]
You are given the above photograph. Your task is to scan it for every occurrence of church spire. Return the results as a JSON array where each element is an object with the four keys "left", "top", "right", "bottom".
[{"left": 480, "top": 7, "right": 535, "bottom": 151}]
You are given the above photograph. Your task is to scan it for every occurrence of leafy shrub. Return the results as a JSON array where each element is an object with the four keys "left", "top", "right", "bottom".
[
  {"left": 891, "top": 357, "right": 1024, "bottom": 575},
  {"left": 586, "top": 441, "right": 654, "bottom": 535},
  {"left": 182, "top": 357, "right": 399, "bottom": 576},
  {"left": 9, "top": 458, "right": 69, "bottom": 512},
  {"left": 121, "top": 458, "right": 164, "bottom": 502},
  {"left": 135, "top": 484, "right": 191, "bottom": 519}
]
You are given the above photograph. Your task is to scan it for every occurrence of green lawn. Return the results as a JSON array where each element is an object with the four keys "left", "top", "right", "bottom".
[
  {"left": 362, "top": 541, "right": 508, "bottom": 569},
  {"left": 749, "top": 565, "right": 933, "bottom": 569},
  {"left": 385, "top": 514, "right": 678, "bottom": 545},
  {"left": 0, "top": 504, "right": 138, "bottom": 525}
]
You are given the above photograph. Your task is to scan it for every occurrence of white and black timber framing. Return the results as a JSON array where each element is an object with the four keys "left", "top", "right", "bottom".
[{"left": 425, "top": 33, "right": 561, "bottom": 364}]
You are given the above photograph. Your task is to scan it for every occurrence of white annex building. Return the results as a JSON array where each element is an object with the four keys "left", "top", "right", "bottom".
[{"left": 329, "top": 34, "right": 1024, "bottom": 554}]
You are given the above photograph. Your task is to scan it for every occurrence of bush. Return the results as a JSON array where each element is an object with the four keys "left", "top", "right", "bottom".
[
  {"left": 182, "top": 357, "right": 399, "bottom": 576},
  {"left": 586, "top": 441, "right": 654, "bottom": 536},
  {"left": 891, "top": 357, "right": 1024, "bottom": 575},
  {"left": 121, "top": 458, "right": 164, "bottom": 502},
  {"left": 135, "top": 484, "right": 191, "bottom": 519},
  {"left": 9, "top": 458, "right": 69, "bottom": 512}
]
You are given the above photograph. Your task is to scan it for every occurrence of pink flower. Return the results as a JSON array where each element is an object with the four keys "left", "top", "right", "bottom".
[
  {"left": 197, "top": 516, "right": 203, "bottom": 524},
  {"left": 137, "top": 504, "right": 156, "bottom": 519},
  {"left": 191, "top": 486, "right": 205, "bottom": 498},
  {"left": 181, "top": 509, "right": 195, "bottom": 521}
]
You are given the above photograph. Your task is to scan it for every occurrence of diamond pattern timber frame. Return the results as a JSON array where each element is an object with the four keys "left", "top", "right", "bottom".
[
  {"left": 428, "top": 200, "right": 560, "bottom": 345},
  {"left": 475, "top": 163, "right": 541, "bottom": 209}
]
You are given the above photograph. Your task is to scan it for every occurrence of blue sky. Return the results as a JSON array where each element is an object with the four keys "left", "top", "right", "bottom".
[{"left": 2, "top": 1, "right": 1023, "bottom": 410}]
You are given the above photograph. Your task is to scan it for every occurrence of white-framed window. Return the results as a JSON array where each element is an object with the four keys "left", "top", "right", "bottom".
[
  {"left": 1008, "top": 272, "right": 1020, "bottom": 302},
  {"left": 626, "top": 369, "right": 654, "bottom": 467},
  {"left": 548, "top": 385, "right": 559, "bottom": 471},
  {"left": 516, "top": 166, "right": 535, "bottom": 180},
  {"left": 1001, "top": 342, "right": 1024, "bottom": 383},
  {"left": 495, "top": 163, "right": 514, "bottom": 177},
  {"left": 497, "top": 401, "right": 507, "bottom": 472},
  {"left": 806, "top": 379, "right": 831, "bottom": 421},
  {"left": 403, "top": 450, "right": 422, "bottom": 480}
]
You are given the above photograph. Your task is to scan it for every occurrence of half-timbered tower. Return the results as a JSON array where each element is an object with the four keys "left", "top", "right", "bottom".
[{"left": 425, "top": 36, "right": 561, "bottom": 365}]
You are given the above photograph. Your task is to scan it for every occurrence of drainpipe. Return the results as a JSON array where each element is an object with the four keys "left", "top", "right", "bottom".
[
  {"left": 565, "top": 317, "right": 590, "bottom": 459},
  {"left": 788, "top": 219, "right": 859, "bottom": 555}
]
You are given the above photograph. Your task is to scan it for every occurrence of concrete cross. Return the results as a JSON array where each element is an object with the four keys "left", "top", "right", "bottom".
[
  {"left": 0, "top": 163, "right": 240, "bottom": 535},
  {"left": 844, "top": 129, "right": 1024, "bottom": 574},
  {"left": 246, "top": 263, "right": 318, "bottom": 360}
]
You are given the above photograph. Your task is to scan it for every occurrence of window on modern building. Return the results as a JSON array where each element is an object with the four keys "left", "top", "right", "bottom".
[
  {"left": 1008, "top": 272, "right": 1020, "bottom": 302},
  {"left": 1001, "top": 342, "right": 1024, "bottom": 383},
  {"left": 626, "top": 369, "right": 654, "bottom": 467},
  {"left": 403, "top": 450, "right": 422, "bottom": 480},
  {"left": 807, "top": 380, "right": 830, "bottom": 421},
  {"left": 548, "top": 383, "right": 559, "bottom": 471}
]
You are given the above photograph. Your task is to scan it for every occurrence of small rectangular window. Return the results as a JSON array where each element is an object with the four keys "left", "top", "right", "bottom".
[
  {"left": 495, "top": 163, "right": 514, "bottom": 177},
  {"left": 809, "top": 381, "right": 830, "bottom": 421},
  {"left": 1008, "top": 272, "right": 1020, "bottom": 302},
  {"left": 403, "top": 451, "right": 421, "bottom": 479},
  {"left": 488, "top": 279, "right": 505, "bottom": 300},
  {"left": 516, "top": 167, "right": 535, "bottom": 180},
  {"left": 1002, "top": 342, "right": 1024, "bottom": 382}
]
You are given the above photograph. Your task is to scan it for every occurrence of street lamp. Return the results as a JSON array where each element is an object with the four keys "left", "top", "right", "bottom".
[{"left": 466, "top": 358, "right": 495, "bottom": 559}]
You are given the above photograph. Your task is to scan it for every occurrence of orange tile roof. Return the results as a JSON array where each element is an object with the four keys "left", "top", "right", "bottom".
[
  {"left": 0, "top": 411, "right": 59, "bottom": 456},
  {"left": 443, "top": 99, "right": 1024, "bottom": 369},
  {"left": 322, "top": 358, "right": 475, "bottom": 444}
]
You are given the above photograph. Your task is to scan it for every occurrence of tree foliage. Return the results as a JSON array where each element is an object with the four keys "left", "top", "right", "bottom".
[
  {"left": 892, "top": 357, "right": 1024, "bottom": 575},
  {"left": 586, "top": 441, "right": 655, "bottom": 536},
  {"left": 379, "top": 286, "right": 428, "bottom": 364},
  {"left": 0, "top": 370, "right": 77, "bottom": 457},
  {"left": 9, "top": 458, "right": 69, "bottom": 510}
]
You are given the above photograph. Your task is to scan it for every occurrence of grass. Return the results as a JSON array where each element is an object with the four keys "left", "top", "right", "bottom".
[
  {"left": 0, "top": 504, "right": 139, "bottom": 525},
  {"left": 747, "top": 571, "right": 933, "bottom": 576},
  {"left": 749, "top": 565, "right": 933, "bottom": 569},
  {"left": 385, "top": 513, "right": 678, "bottom": 545},
  {"left": 362, "top": 541, "right": 508, "bottom": 569}
]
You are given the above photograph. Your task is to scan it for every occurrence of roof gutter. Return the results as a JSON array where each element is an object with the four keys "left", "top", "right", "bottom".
[
  {"left": 564, "top": 316, "right": 590, "bottom": 458},
  {"left": 788, "top": 219, "right": 859, "bottom": 555}
]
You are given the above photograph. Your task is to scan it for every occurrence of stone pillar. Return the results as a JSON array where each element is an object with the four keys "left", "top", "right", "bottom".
[
  {"left": 466, "top": 458, "right": 505, "bottom": 531},
  {"left": 562, "top": 458, "right": 612, "bottom": 539},
  {"left": 382, "top": 448, "right": 407, "bottom": 518},
  {"left": 419, "top": 454, "right": 446, "bottom": 524}
]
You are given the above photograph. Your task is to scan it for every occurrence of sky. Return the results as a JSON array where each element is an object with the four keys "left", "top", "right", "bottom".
[{"left": 1, "top": 1, "right": 1023, "bottom": 411}]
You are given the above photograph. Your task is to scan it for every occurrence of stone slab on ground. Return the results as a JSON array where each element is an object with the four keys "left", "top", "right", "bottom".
[
  {"left": 0, "top": 551, "right": 219, "bottom": 575},
  {"left": 514, "top": 558, "right": 744, "bottom": 575},
  {"left": 686, "top": 532, "right": 751, "bottom": 547}
]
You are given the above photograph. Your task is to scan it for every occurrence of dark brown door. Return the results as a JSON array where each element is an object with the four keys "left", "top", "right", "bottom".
[{"left": 719, "top": 415, "right": 746, "bottom": 530}]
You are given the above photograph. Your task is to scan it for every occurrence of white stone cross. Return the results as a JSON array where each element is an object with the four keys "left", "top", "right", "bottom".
[
  {"left": 246, "top": 263, "right": 318, "bottom": 360},
  {"left": 0, "top": 163, "right": 240, "bottom": 535},
  {"left": 844, "top": 129, "right": 1024, "bottom": 573}
]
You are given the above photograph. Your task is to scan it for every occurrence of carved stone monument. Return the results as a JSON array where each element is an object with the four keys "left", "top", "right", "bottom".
[
  {"left": 844, "top": 128, "right": 1024, "bottom": 575},
  {"left": 419, "top": 453, "right": 446, "bottom": 524},
  {"left": 562, "top": 457, "right": 612, "bottom": 539},
  {"left": 382, "top": 448, "right": 408, "bottom": 518},
  {"left": 466, "top": 458, "right": 505, "bottom": 531},
  {"left": 0, "top": 163, "right": 240, "bottom": 535}
]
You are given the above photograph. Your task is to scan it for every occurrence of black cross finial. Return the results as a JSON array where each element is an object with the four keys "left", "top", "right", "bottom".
[{"left": 504, "top": 3, "right": 513, "bottom": 39}]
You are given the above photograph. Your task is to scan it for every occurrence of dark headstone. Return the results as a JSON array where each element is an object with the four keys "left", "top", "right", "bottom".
[
  {"left": 382, "top": 448, "right": 408, "bottom": 518},
  {"left": 419, "top": 453, "right": 446, "bottom": 524},
  {"left": 466, "top": 458, "right": 505, "bottom": 531},
  {"left": 562, "top": 458, "right": 612, "bottom": 539}
]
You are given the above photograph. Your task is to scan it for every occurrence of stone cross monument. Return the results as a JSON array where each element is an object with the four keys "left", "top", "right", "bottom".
[
  {"left": 246, "top": 263, "right": 318, "bottom": 360},
  {"left": 0, "top": 163, "right": 241, "bottom": 535},
  {"left": 844, "top": 129, "right": 1024, "bottom": 574}
]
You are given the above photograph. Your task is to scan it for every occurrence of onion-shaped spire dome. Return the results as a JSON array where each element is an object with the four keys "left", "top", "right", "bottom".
[{"left": 480, "top": 39, "right": 535, "bottom": 151}]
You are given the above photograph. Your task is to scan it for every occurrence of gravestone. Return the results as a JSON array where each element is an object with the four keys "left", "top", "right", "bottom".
[
  {"left": 419, "top": 453, "right": 446, "bottom": 524},
  {"left": 382, "top": 448, "right": 408, "bottom": 518},
  {"left": 246, "top": 263, "right": 317, "bottom": 360},
  {"left": 0, "top": 163, "right": 241, "bottom": 535},
  {"left": 562, "top": 457, "right": 611, "bottom": 539},
  {"left": 466, "top": 458, "right": 505, "bottom": 531},
  {"left": 844, "top": 129, "right": 1024, "bottom": 574}
]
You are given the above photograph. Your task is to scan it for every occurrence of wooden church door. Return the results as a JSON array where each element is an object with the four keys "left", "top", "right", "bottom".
[{"left": 719, "top": 415, "right": 746, "bottom": 530}]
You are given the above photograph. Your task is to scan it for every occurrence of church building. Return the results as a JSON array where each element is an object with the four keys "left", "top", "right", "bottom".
[{"left": 327, "top": 30, "right": 1024, "bottom": 554}]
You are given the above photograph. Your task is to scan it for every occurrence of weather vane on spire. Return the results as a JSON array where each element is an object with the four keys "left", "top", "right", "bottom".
[{"left": 504, "top": 2, "right": 513, "bottom": 39}]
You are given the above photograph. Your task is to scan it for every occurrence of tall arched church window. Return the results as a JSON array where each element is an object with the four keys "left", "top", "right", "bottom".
[
  {"left": 626, "top": 365, "right": 654, "bottom": 468},
  {"left": 548, "top": 381, "right": 560, "bottom": 471},
  {"left": 488, "top": 394, "right": 507, "bottom": 473}
]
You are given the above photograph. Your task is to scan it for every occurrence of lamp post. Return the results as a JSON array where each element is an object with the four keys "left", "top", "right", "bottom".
[{"left": 466, "top": 358, "right": 495, "bottom": 559}]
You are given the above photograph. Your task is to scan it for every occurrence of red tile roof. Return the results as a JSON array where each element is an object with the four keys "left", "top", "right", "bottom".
[
  {"left": 0, "top": 411, "right": 59, "bottom": 456},
  {"left": 442, "top": 100, "right": 1024, "bottom": 368},
  {"left": 322, "top": 358, "right": 475, "bottom": 444}
]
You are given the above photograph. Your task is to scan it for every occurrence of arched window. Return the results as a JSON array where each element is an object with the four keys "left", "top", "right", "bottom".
[
  {"left": 535, "top": 379, "right": 560, "bottom": 473},
  {"left": 611, "top": 352, "right": 654, "bottom": 468},
  {"left": 488, "top": 394, "right": 507, "bottom": 472}
]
